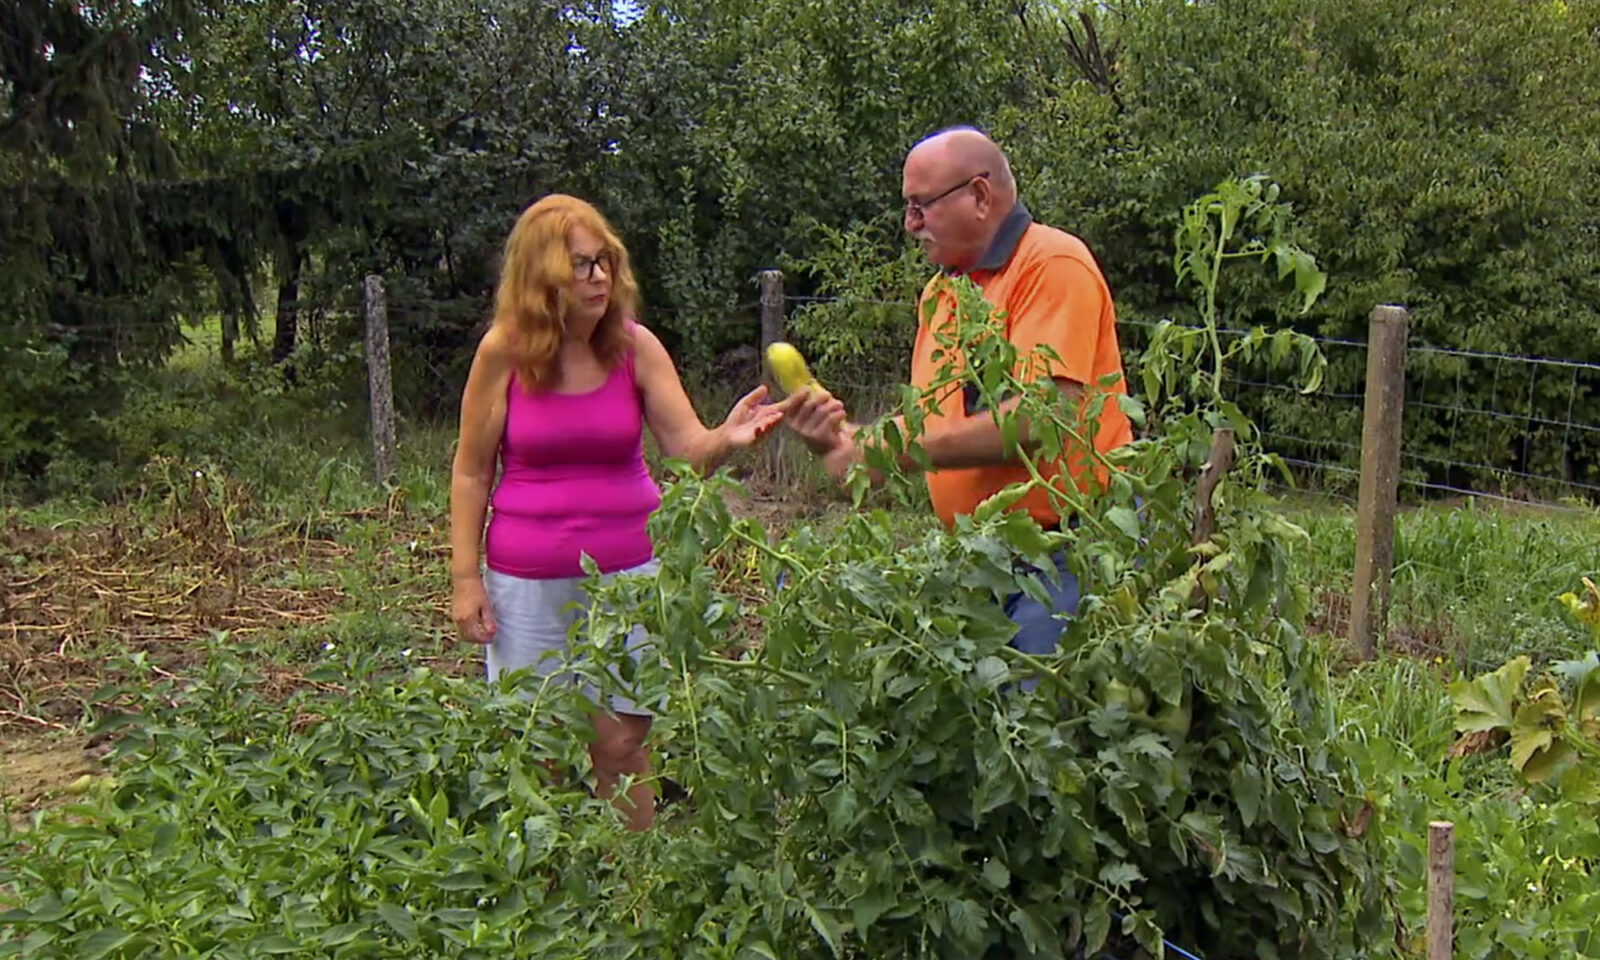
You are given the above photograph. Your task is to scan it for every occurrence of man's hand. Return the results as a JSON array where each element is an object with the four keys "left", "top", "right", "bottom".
[{"left": 783, "top": 385, "right": 850, "bottom": 455}]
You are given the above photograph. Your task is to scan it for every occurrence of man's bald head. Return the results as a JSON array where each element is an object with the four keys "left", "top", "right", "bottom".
[
  {"left": 901, "top": 126, "right": 1019, "bottom": 272},
  {"left": 906, "top": 127, "right": 1017, "bottom": 204}
]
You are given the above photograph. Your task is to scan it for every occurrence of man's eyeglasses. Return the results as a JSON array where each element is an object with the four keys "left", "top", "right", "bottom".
[
  {"left": 572, "top": 251, "right": 615, "bottom": 281},
  {"left": 904, "top": 170, "right": 990, "bottom": 219}
]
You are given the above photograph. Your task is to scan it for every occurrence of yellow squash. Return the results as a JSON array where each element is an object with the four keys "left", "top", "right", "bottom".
[{"left": 765, "top": 341, "right": 819, "bottom": 396}]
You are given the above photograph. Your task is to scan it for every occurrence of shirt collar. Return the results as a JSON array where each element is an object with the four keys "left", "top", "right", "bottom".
[{"left": 946, "top": 200, "right": 1034, "bottom": 275}]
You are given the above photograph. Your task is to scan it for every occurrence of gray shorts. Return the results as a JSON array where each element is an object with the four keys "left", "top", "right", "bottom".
[{"left": 483, "top": 559, "right": 661, "bottom": 717}]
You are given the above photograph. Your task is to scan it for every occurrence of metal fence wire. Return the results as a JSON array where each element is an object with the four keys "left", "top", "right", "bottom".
[
  {"left": 754, "top": 295, "right": 1600, "bottom": 508},
  {"left": 44, "top": 284, "right": 1599, "bottom": 509}
]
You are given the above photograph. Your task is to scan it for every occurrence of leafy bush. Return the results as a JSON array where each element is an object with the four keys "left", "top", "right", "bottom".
[
  {"left": 1339, "top": 655, "right": 1600, "bottom": 959},
  {"left": 0, "top": 647, "right": 635, "bottom": 959},
  {"left": 0, "top": 328, "right": 102, "bottom": 491}
]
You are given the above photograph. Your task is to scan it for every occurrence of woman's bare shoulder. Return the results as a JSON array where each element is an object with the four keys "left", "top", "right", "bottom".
[
  {"left": 475, "top": 322, "right": 517, "bottom": 367},
  {"left": 626, "top": 318, "right": 669, "bottom": 360}
]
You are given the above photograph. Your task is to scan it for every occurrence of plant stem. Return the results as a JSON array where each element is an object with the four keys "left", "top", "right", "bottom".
[{"left": 1207, "top": 231, "right": 1226, "bottom": 397}]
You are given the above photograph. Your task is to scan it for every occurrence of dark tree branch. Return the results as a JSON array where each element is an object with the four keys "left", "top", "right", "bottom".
[{"left": 1063, "top": 9, "right": 1124, "bottom": 112}]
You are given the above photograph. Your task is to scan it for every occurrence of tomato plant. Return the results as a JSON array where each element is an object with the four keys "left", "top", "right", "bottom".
[
  {"left": 0, "top": 177, "right": 1403, "bottom": 959},
  {"left": 575, "top": 176, "right": 1389, "bottom": 958}
]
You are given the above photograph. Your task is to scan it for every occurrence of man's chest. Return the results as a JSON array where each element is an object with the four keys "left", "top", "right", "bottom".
[{"left": 911, "top": 272, "right": 1024, "bottom": 382}]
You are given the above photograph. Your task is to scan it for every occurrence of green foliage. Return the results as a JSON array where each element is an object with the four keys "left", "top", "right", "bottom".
[
  {"left": 12, "top": 333, "right": 373, "bottom": 503},
  {"left": 0, "top": 645, "right": 636, "bottom": 958},
  {"left": 1138, "top": 175, "right": 1328, "bottom": 422},
  {"left": 1, "top": 0, "right": 215, "bottom": 483},
  {"left": 1450, "top": 646, "right": 1600, "bottom": 805},
  {"left": 12, "top": 0, "right": 1600, "bottom": 496},
  {"left": 1339, "top": 657, "right": 1600, "bottom": 958},
  {"left": 0, "top": 328, "right": 96, "bottom": 485},
  {"left": 597, "top": 472, "right": 1386, "bottom": 957},
  {"left": 9, "top": 495, "right": 1598, "bottom": 958},
  {"left": 1042, "top": 0, "right": 1600, "bottom": 496},
  {"left": 1, "top": 0, "right": 206, "bottom": 346},
  {"left": 569, "top": 177, "right": 1390, "bottom": 957},
  {"left": 599, "top": 0, "right": 1049, "bottom": 364},
  {"left": 1287, "top": 497, "right": 1600, "bottom": 672},
  {"left": 779, "top": 212, "right": 928, "bottom": 411}
]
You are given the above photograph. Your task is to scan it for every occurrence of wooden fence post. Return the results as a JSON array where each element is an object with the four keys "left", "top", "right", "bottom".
[
  {"left": 1427, "top": 821, "right": 1455, "bottom": 960},
  {"left": 1349, "top": 304, "right": 1409, "bottom": 660},
  {"left": 758, "top": 269, "right": 786, "bottom": 482},
  {"left": 364, "top": 274, "right": 397, "bottom": 485}
]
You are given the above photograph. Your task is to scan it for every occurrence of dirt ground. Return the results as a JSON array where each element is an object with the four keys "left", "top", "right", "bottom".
[
  {"left": 0, "top": 484, "right": 433, "bottom": 822},
  {"left": 1, "top": 734, "right": 103, "bottom": 828},
  {"left": 0, "top": 482, "right": 826, "bottom": 822}
]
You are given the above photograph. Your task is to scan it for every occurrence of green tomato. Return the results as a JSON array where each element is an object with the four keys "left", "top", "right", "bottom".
[
  {"left": 1103, "top": 679, "right": 1149, "bottom": 713},
  {"left": 1154, "top": 699, "right": 1193, "bottom": 738}
]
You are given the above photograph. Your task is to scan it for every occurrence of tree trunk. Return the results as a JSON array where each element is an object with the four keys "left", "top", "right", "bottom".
[
  {"left": 271, "top": 200, "right": 306, "bottom": 366},
  {"left": 272, "top": 263, "right": 300, "bottom": 364}
]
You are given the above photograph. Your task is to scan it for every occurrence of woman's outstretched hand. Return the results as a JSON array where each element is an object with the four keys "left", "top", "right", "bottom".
[{"left": 719, "top": 384, "right": 792, "bottom": 449}]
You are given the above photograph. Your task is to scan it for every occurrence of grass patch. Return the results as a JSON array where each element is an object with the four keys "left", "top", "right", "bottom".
[
  {"left": 1331, "top": 655, "right": 1600, "bottom": 956},
  {"left": 1286, "top": 494, "right": 1600, "bottom": 671}
]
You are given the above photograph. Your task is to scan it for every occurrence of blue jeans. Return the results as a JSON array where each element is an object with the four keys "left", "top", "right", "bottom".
[
  {"left": 772, "top": 549, "right": 1080, "bottom": 693},
  {"left": 1002, "top": 550, "right": 1080, "bottom": 693}
]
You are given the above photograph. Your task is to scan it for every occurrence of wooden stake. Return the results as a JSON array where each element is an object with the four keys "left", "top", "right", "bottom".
[
  {"left": 758, "top": 270, "right": 786, "bottom": 483},
  {"left": 1349, "top": 304, "right": 1409, "bottom": 660},
  {"left": 364, "top": 275, "right": 397, "bottom": 485},
  {"left": 1427, "top": 820, "right": 1454, "bottom": 960}
]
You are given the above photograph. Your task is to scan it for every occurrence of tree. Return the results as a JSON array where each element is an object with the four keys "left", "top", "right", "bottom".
[{"left": 1, "top": 0, "right": 210, "bottom": 478}]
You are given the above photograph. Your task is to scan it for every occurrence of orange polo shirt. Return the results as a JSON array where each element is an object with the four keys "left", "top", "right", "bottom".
[{"left": 910, "top": 202, "right": 1133, "bottom": 531}]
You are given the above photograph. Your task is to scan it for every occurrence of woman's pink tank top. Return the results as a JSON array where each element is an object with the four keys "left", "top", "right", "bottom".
[{"left": 484, "top": 341, "right": 660, "bottom": 580}]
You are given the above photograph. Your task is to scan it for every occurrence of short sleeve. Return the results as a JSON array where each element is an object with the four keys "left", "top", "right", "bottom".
[{"left": 1004, "top": 256, "right": 1106, "bottom": 387}]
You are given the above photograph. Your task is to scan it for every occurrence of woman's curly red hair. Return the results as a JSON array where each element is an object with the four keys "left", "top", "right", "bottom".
[{"left": 491, "top": 194, "right": 641, "bottom": 390}]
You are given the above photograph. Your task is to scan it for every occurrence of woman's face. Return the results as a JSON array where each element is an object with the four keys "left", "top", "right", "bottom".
[{"left": 566, "top": 224, "right": 615, "bottom": 329}]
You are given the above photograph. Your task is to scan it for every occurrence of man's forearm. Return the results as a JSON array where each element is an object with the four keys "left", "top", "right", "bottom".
[
  {"left": 860, "top": 404, "right": 1024, "bottom": 472},
  {"left": 920, "top": 417, "right": 1014, "bottom": 469},
  {"left": 906, "top": 378, "right": 1086, "bottom": 471},
  {"left": 838, "top": 377, "right": 1086, "bottom": 479}
]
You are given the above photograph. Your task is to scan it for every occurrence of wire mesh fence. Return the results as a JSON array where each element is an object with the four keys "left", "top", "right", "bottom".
[
  {"left": 762, "top": 293, "right": 1600, "bottom": 510},
  {"left": 1195, "top": 322, "right": 1600, "bottom": 509},
  {"left": 22, "top": 280, "right": 1600, "bottom": 511}
]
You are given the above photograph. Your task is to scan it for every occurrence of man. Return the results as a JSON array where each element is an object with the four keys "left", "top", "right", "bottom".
[{"left": 786, "top": 126, "right": 1133, "bottom": 666}]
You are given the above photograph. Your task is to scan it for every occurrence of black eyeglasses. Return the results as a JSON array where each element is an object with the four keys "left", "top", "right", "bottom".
[
  {"left": 904, "top": 170, "right": 990, "bottom": 219},
  {"left": 572, "top": 251, "right": 615, "bottom": 281}
]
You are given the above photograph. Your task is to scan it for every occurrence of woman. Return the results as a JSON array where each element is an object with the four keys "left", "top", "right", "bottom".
[{"left": 449, "top": 194, "right": 786, "bottom": 831}]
